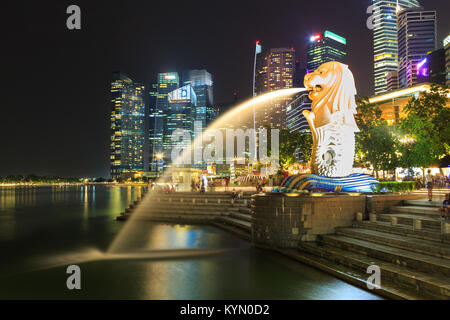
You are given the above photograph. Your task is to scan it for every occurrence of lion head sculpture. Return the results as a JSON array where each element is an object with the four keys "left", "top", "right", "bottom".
[{"left": 303, "top": 61, "right": 359, "bottom": 132}]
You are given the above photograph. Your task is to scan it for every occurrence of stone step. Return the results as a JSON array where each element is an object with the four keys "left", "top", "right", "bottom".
[
  {"left": 353, "top": 221, "right": 450, "bottom": 245},
  {"left": 143, "top": 203, "right": 241, "bottom": 212},
  {"left": 378, "top": 213, "right": 442, "bottom": 230},
  {"left": 336, "top": 227, "right": 450, "bottom": 260},
  {"left": 320, "top": 234, "right": 450, "bottom": 277},
  {"left": 391, "top": 205, "right": 441, "bottom": 217},
  {"left": 238, "top": 207, "right": 252, "bottom": 214},
  {"left": 412, "top": 189, "right": 449, "bottom": 195},
  {"left": 215, "top": 216, "right": 251, "bottom": 232},
  {"left": 137, "top": 207, "right": 228, "bottom": 216},
  {"left": 298, "top": 242, "right": 450, "bottom": 299},
  {"left": 150, "top": 197, "right": 249, "bottom": 205},
  {"left": 229, "top": 212, "right": 252, "bottom": 222},
  {"left": 405, "top": 200, "right": 442, "bottom": 208},
  {"left": 211, "top": 222, "right": 251, "bottom": 241}
]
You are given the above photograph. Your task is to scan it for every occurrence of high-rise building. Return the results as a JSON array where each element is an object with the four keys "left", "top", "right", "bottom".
[
  {"left": 372, "top": 0, "right": 421, "bottom": 95},
  {"left": 256, "top": 47, "right": 295, "bottom": 129},
  {"left": 148, "top": 70, "right": 217, "bottom": 174},
  {"left": 386, "top": 70, "right": 399, "bottom": 91},
  {"left": 149, "top": 72, "right": 179, "bottom": 174},
  {"left": 306, "top": 30, "right": 347, "bottom": 72},
  {"left": 148, "top": 83, "right": 160, "bottom": 174},
  {"left": 416, "top": 49, "right": 446, "bottom": 85},
  {"left": 286, "top": 92, "right": 311, "bottom": 133},
  {"left": 181, "top": 70, "right": 217, "bottom": 131},
  {"left": 397, "top": 8, "right": 437, "bottom": 88},
  {"left": 164, "top": 84, "right": 197, "bottom": 157},
  {"left": 444, "top": 34, "right": 450, "bottom": 87},
  {"left": 110, "top": 72, "right": 146, "bottom": 180}
]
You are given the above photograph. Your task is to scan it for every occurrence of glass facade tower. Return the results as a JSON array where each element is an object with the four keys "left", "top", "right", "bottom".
[
  {"left": 306, "top": 30, "right": 347, "bottom": 72},
  {"left": 372, "top": 0, "right": 421, "bottom": 95},
  {"left": 149, "top": 72, "right": 179, "bottom": 175},
  {"left": 110, "top": 72, "right": 146, "bottom": 180},
  {"left": 181, "top": 70, "right": 216, "bottom": 131},
  {"left": 397, "top": 8, "right": 436, "bottom": 88},
  {"left": 255, "top": 47, "right": 295, "bottom": 129}
]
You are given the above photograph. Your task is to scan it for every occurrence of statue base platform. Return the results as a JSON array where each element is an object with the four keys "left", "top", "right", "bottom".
[{"left": 274, "top": 173, "right": 378, "bottom": 193}]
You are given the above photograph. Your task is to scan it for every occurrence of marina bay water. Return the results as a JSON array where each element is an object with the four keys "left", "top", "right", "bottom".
[{"left": 0, "top": 185, "right": 381, "bottom": 299}]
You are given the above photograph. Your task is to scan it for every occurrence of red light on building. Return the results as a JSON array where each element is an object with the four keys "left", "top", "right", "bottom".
[{"left": 310, "top": 34, "right": 321, "bottom": 42}]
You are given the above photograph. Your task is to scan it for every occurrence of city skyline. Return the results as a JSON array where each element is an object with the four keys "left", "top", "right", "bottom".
[{"left": 1, "top": 0, "right": 449, "bottom": 178}]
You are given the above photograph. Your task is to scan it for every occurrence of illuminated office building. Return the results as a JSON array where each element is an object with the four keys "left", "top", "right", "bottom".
[
  {"left": 386, "top": 70, "right": 399, "bottom": 91},
  {"left": 306, "top": 30, "right": 347, "bottom": 72},
  {"left": 416, "top": 49, "right": 446, "bottom": 85},
  {"left": 286, "top": 92, "right": 311, "bottom": 133},
  {"left": 397, "top": 8, "right": 436, "bottom": 88},
  {"left": 164, "top": 84, "right": 197, "bottom": 154},
  {"left": 149, "top": 72, "right": 179, "bottom": 175},
  {"left": 372, "top": 0, "right": 421, "bottom": 95},
  {"left": 148, "top": 83, "right": 160, "bottom": 174},
  {"left": 445, "top": 34, "right": 450, "bottom": 86},
  {"left": 255, "top": 47, "right": 295, "bottom": 129},
  {"left": 181, "top": 70, "right": 217, "bottom": 131},
  {"left": 110, "top": 72, "right": 146, "bottom": 180}
]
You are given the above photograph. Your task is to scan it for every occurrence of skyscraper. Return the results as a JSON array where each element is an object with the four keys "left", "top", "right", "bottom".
[
  {"left": 286, "top": 92, "right": 312, "bottom": 133},
  {"left": 397, "top": 7, "right": 436, "bottom": 88},
  {"left": 256, "top": 47, "right": 295, "bottom": 129},
  {"left": 416, "top": 49, "right": 446, "bottom": 85},
  {"left": 110, "top": 72, "right": 146, "bottom": 180},
  {"left": 306, "top": 30, "right": 347, "bottom": 72},
  {"left": 164, "top": 84, "right": 197, "bottom": 157},
  {"left": 148, "top": 70, "right": 217, "bottom": 174},
  {"left": 148, "top": 83, "right": 159, "bottom": 174},
  {"left": 181, "top": 70, "right": 216, "bottom": 131},
  {"left": 372, "top": 0, "right": 421, "bottom": 95},
  {"left": 149, "top": 72, "right": 179, "bottom": 174},
  {"left": 445, "top": 34, "right": 450, "bottom": 87},
  {"left": 386, "top": 70, "right": 399, "bottom": 91}
]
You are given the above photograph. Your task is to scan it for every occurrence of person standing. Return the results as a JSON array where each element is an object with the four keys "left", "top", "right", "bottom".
[
  {"left": 426, "top": 169, "right": 433, "bottom": 202},
  {"left": 225, "top": 176, "right": 230, "bottom": 192}
]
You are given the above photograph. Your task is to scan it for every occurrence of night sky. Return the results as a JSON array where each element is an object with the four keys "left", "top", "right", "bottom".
[{"left": 2, "top": 0, "right": 449, "bottom": 178}]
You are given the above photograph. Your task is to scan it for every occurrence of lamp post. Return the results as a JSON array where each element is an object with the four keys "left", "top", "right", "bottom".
[
  {"left": 400, "top": 136, "right": 415, "bottom": 178},
  {"left": 155, "top": 153, "right": 163, "bottom": 178}
]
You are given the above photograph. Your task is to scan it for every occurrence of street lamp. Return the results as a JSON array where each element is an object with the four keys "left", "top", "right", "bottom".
[
  {"left": 154, "top": 153, "right": 164, "bottom": 177},
  {"left": 400, "top": 136, "right": 415, "bottom": 178}
]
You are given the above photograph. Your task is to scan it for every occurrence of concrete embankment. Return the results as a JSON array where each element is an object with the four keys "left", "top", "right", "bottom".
[{"left": 251, "top": 193, "right": 450, "bottom": 300}]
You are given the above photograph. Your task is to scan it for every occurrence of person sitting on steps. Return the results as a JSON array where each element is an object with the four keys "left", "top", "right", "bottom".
[{"left": 439, "top": 193, "right": 450, "bottom": 220}]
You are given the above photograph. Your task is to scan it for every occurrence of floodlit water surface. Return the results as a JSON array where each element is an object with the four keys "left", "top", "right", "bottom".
[{"left": 0, "top": 186, "right": 381, "bottom": 299}]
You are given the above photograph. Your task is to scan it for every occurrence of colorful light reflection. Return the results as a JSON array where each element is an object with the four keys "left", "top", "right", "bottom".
[{"left": 416, "top": 58, "right": 429, "bottom": 77}]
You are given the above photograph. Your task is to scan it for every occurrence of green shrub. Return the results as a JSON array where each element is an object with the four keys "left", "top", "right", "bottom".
[{"left": 376, "top": 181, "right": 417, "bottom": 193}]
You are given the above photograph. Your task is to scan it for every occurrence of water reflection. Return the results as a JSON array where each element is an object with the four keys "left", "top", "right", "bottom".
[{"left": 0, "top": 186, "right": 382, "bottom": 300}]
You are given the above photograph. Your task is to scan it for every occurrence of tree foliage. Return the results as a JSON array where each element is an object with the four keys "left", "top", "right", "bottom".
[
  {"left": 400, "top": 85, "right": 449, "bottom": 168},
  {"left": 276, "top": 129, "right": 313, "bottom": 170},
  {"left": 355, "top": 98, "right": 399, "bottom": 177}
]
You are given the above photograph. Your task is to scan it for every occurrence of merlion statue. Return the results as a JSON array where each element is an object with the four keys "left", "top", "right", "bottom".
[
  {"left": 277, "top": 61, "right": 378, "bottom": 193},
  {"left": 303, "top": 61, "right": 359, "bottom": 177}
]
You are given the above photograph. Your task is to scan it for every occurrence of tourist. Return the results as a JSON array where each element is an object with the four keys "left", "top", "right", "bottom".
[
  {"left": 225, "top": 176, "right": 230, "bottom": 192},
  {"left": 231, "top": 188, "right": 237, "bottom": 200},
  {"left": 439, "top": 193, "right": 450, "bottom": 220},
  {"left": 191, "top": 179, "right": 196, "bottom": 192},
  {"left": 426, "top": 169, "right": 433, "bottom": 202}
]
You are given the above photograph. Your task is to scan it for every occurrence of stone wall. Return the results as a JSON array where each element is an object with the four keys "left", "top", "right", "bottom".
[
  {"left": 369, "top": 194, "right": 419, "bottom": 213},
  {"left": 251, "top": 193, "right": 419, "bottom": 249}
]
